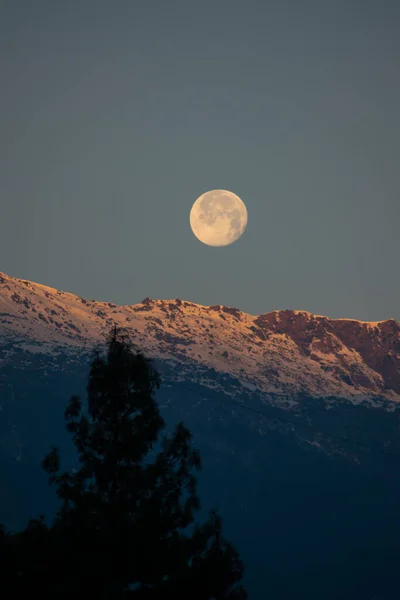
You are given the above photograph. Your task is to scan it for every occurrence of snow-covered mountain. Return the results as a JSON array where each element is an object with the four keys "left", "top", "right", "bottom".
[
  {"left": 2, "top": 271, "right": 400, "bottom": 600},
  {"left": 1, "top": 270, "right": 399, "bottom": 404}
]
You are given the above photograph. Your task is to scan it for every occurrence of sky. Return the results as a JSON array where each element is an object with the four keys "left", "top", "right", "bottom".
[{"left": 1, "top": 0, "right": 399, "bottom": 321}]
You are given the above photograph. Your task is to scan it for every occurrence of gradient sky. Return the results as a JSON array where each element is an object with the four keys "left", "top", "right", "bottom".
[{"left": 1, "top": 0, "right": 399, "bottom": 321}]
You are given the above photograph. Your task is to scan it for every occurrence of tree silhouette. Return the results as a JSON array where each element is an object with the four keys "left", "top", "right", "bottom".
[{"left": 12, "top": 326, "right": 247, "bottom": 598}]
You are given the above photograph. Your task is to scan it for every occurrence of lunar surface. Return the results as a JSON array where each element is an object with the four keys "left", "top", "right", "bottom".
[{"left": 190, "top": 189, "right": 248, "bottom": 247}]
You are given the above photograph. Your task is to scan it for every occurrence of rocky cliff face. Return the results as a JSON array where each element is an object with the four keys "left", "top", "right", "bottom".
[
  {"left": 255, "top": 310, "right": 400, "bottom": 395},
  {"left": 1, "top": 271, "right": 399, "bottom": 404}
]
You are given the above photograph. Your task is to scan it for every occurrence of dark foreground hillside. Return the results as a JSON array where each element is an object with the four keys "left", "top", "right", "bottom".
[{"left": 1, "top": 350, "right": 400, "bottom": 598}]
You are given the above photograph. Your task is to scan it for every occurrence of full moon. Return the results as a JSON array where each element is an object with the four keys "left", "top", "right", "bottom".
[{"left": 190, "top": 189, "right": 248, "bottom": 247}]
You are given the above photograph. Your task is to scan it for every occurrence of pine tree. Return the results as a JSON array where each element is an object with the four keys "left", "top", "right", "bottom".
[{"left": 17, "top": 326, "right": 247, "bottom": 598}]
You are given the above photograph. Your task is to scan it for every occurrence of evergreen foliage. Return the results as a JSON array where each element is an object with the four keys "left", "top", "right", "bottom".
[{"left": 3, "top": 327, "right": 247, "bottom": 599}]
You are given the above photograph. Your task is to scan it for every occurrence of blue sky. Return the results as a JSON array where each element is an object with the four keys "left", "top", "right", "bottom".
[{"left": 1, "top": 0, "right": 399, "bottom": 320}]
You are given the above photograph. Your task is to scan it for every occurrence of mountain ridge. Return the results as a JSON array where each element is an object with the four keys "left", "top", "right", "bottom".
[
  {"left": 1, "top": 270, "right": 399, "bottom": 403},
  {"left": 2, "top": 271, "right": 400, "bottom": 600}
]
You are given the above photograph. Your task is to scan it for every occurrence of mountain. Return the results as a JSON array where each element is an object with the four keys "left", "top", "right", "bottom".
[
  {"left": 1, "top": 271, "right": 400, "bottom": 599},
  {"left": 1, "top": 270, "right": 399, "bottom": 404}
]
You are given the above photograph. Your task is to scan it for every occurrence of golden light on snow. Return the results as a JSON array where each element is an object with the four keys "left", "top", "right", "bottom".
[{"left": 189, "top": 189, "right": 248, "bottom": 247}]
